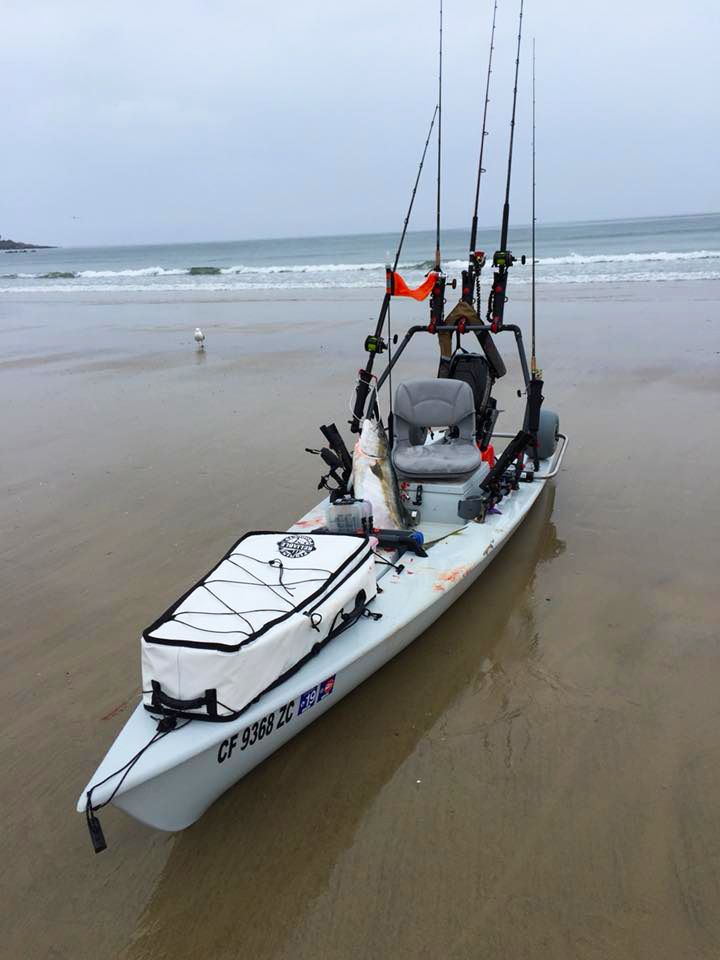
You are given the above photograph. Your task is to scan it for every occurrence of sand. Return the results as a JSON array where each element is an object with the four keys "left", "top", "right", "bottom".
[{"left": 1, "top": 281, "right": 719, "bottom": 959}]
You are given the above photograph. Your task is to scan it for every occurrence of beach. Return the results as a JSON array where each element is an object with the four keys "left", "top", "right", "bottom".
[{"left": 2, "top": 278, "right": 720, "bottom": 959}]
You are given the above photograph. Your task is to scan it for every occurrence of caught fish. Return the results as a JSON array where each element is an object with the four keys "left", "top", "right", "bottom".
[{"left": 351, "top": 418, "right": 409, "bottom": 530}]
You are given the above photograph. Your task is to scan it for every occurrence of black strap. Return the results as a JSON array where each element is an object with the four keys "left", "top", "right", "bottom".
[
  {"left": 371, "top": 549, "right": 405, "bottom": 574},
  {"left": 151, "top": 680, "right": 218, "bottom": 718}
]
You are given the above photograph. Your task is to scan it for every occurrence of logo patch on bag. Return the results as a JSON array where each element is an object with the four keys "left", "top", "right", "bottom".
[{"left": 277, "top": 534, "right": 316, "bottom": 559}]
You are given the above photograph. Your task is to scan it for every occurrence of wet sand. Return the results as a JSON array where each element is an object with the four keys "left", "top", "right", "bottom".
[{"left": 1, "top": 282, "right": 720, "bottom": 959}]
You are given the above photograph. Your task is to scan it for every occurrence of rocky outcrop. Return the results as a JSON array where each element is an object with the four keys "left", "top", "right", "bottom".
[{"left": 0, "top": 236, "right": 55, "bottom": 250}]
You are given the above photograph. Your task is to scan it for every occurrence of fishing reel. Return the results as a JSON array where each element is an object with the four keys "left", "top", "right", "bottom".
[
  {"left": 364, "top": 335, "right": 387, "bottom": 355},
  {"left": 470, "top": 250, "right": 487, "bottom": 270},
  {"left": 492, "top": 250, "right": 527, "bottom": 269}
]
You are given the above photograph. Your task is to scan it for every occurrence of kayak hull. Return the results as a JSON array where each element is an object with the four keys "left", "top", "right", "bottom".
[{"left": 79, "top": 474, "right": 548, "bottom": 832}]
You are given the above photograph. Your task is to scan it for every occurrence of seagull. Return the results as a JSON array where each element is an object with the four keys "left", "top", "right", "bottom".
[{"left": 194, "top": 327, "right": 206, "bottom": 350}]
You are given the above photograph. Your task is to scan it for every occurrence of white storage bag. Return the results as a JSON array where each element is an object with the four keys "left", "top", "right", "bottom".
[{"left": 141, "top": 532, "right": 376, "bottom": 721}]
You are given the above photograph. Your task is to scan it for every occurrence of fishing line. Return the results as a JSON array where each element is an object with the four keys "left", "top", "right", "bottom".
[
  {"left": 462, "top": 0, "right": 498, "bottom": 316},
  {"left": 469, "top": 0, "right": 498, "bottom": 263},
  {"left": 393, "top": 105, "right": 439, "bottom": 276},
  {"left": 486, "top": 0, "right": 525, "bottom": 330},
  {"left": 350, "top": 104, "right": 438, "bottom": 430},
  {"left": 501, "top": 0, "right": 524, "bottom": 252},
  {"left": 435, "top": 0, "right": 443, "bottom": 271},
  {"left": 531, "top": 37, "right": 538, "bottom": 375},
  {"left": 428, "top": 0, "right": 447, "bottom": 338}
]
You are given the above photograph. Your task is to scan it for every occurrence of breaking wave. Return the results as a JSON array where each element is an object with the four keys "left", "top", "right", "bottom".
[
  {"left": 537, "top": 249, "right": 720, "bottom": 265},
  {"left": 512, "top": 269, "right": 720, "bottom": 285},
  {"left": 0, "top": 259, "right": 455, "bottom": 282},
  {"left": 4, "top": 269, "right": 720, "bottom": 295},
  {"left": 0, "top": 262, "right": 390, "bottom": 280},
  {"left": 2, "top": 248, "right": 720, "bottom": 293}
]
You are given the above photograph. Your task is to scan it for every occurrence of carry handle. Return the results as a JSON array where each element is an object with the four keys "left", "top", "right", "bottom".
[
  {"left": 151, "top": 680, "right": 218, "bottom": 718},
  {"left": 340, "top": 589, "right": 367, "bottom": 622}
]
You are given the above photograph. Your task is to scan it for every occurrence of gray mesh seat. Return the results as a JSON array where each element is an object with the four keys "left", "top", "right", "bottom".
[{"left": 392, "top": 379, "right": 482, "bottom": 481}]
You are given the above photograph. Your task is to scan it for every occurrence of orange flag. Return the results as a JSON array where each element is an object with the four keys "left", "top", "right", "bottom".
[{"left": 388, "top": 270, "right": 438, "bottom": 301}]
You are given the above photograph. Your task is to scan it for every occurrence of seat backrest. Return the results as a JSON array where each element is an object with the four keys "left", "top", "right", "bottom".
[{"left": 394, "top": 379, "right": 476, "bottom": 446}]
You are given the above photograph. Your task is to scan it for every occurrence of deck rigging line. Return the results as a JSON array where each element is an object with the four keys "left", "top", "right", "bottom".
[{"left": 166, "top": 553, "right": 333, "bottom": 640}]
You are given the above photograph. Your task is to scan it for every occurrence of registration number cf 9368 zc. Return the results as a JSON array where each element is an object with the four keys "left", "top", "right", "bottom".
[
  {"left": 216, "top": 701, "right": 294, "bottom": 764},
  {"left": 216, "top": 674, "right": 336, "bottom": 764}
]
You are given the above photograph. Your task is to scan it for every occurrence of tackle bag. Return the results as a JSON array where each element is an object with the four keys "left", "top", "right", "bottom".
[{"left": 142, "top": 531, "right": 376, "bottom": 721}]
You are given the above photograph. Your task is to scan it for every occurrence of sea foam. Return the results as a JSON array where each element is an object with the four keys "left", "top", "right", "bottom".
[{"left": 3, "top": 248, "right": 720, "bottom": 292}]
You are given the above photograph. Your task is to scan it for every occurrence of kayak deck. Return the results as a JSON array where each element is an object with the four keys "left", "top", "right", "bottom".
[{"left": 77, "top": 475, "right": 546, "bottom": 828}]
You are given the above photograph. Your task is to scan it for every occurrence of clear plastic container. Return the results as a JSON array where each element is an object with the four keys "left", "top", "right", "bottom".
[{"left": 326, "top": 497, "right": 364, "bottom": 534}]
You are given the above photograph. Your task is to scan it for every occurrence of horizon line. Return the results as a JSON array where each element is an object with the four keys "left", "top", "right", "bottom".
[{"left": 10, "top": 210, "right": 719, "bottom": 252}]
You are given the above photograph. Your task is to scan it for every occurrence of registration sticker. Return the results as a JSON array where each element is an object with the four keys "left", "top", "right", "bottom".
[
  {"left": 298, "top": 675, "right": 336, "bottom": 715},
  {"left": 298, "top": 685, "right": 318, "bottom": 715},
  {"left": 317, "top": 675, "right": 335, "bottom": 702}
]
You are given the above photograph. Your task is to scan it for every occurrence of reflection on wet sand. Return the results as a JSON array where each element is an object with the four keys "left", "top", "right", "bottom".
[{"left": 124, "top": 488, "right": 564, "bottom": 960}]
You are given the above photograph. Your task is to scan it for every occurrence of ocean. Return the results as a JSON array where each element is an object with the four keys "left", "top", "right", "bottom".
[{"left": 1, "top": 212, "right": 719, "bottom": 294}]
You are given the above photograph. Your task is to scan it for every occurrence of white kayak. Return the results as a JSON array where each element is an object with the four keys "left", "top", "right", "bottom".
[{"left": 77, "top": 434, "right": 566, "bottom": 834}]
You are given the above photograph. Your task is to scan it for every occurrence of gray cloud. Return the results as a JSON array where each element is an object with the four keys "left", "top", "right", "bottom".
[{"left": 2, "top": 0, "right": 718, "bottom": 245}]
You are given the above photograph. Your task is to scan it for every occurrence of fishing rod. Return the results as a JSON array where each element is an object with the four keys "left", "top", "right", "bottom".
[
  {"left": 526, "top": 36, "right": 544, "bottom": 469},
  {"left": 487, "top": 0, "right": 525, "bottom": 332},
  {"left": 349, "top": 105, "right": 439, "bottom": 432},
  {"left": 392, "top": 104, "right": 439, "bottom": 279},
  {"left": 478, "top": 0, "right": 544, "bottom": 473},
  {"left": 462, "top": 0, "right": 498, "bottom": 309},
  {"left": 428, "top": 0, "right": 446, "bottom": 333},
  {"left": 435, "top": 0, "right": 443, "bottom": 272},
  {"left": 530, "top": 37, "right": 538, "bottom": 378}
]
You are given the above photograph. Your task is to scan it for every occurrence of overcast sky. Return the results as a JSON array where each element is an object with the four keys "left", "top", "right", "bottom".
[{"left": 2, "top": 0, "right": 719, "bottom": 246}]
